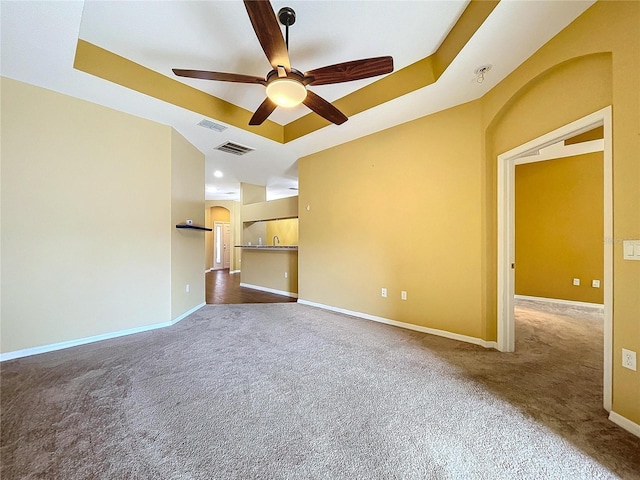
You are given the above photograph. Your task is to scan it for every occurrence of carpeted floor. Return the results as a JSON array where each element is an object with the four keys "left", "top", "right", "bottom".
[{"left": 1, "top": 300, "right": 639, "bottom": 479}]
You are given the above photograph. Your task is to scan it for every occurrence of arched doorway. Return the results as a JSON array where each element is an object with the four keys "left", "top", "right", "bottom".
[{"left": 206, "top": 206, "right": 230, "bottom": 271}]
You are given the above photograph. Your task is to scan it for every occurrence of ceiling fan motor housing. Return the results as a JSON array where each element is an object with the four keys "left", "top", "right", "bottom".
[
  {"left": 266, "top": 68, "right": 305, "bottom": 83},
  {"left": 278, "top": 7, "right": 296, "bottom": 26},
  {"left": 173, "top": 1, "right": 392, "bottom": 126}
]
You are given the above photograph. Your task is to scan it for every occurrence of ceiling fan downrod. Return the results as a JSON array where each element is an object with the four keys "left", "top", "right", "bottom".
[
  {"left": 172, "top": 1, "right": 393, "bottom": 126},
  {"left": 277, "top": 7, "right": 296, "bottom": 50}
]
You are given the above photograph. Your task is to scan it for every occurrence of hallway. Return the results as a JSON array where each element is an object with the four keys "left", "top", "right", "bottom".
[{"left": 206, "top": 269, "right": 298, "bottom": 305}]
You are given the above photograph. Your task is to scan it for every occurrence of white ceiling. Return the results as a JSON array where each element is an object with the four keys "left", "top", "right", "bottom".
[{"left": 1, "top": 0, "right": 595, "bottom": 201}]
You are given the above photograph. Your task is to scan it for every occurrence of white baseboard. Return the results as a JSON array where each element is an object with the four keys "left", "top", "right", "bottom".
[
  {"left": 609, "top": 411, "right": 640, "bottom": 438},
  {"left": 229, "top": 270, "right": 240, "bottom": 274},
  {"left": 297, "top": 299, "right": 497, "bottom": 349},
  {"left": 239, "top": 282, "right": 298, "bottom": 298},
  {"left": 0, "top": 302, "right": 206, "bottom": 362},
  {"left": 172, "top": 302, "right": 206, "bottom": 324},
  {"left": 515, "top": 295, "right": 604, "bottom": 309}
]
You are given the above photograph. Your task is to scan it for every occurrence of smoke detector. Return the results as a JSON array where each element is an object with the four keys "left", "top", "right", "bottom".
[{"left": 474, "top": 65, "right": 492, "bottom": 84}]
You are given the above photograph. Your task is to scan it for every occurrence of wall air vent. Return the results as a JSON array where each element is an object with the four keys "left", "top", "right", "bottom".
[
  {"left": 215, "top": 142, "right": 255, "bottom": 156},
  {"left": 198, "top": 119, "right": 227, "bottom": 132}
]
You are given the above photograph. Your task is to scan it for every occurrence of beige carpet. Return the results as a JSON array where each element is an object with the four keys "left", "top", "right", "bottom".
[{"left": 1, "top": 300, "right": 639, "bottom": 479}]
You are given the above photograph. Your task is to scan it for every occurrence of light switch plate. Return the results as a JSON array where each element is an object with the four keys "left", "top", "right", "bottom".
[{"left": 623, "top": 240, "right": 640, "bottom": 260}]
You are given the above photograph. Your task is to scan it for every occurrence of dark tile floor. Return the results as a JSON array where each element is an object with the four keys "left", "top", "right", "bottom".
[{"left": 205, "top": 269, "right": 298, "bottom": 304}]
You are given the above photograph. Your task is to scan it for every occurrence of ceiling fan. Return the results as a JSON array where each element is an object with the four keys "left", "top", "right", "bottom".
[{"left": 172, "top": 0, "right": 394, "bottom": 126}]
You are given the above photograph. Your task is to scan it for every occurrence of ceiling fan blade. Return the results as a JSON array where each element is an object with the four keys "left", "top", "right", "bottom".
[
  {"left": 249, "top": 97, "right": 277, "bottom": 125},
  {"left": 243, "top": 0, "right": 291, "bottom": 72},
  {"left": 172, "top": 69, "right": 265, "bottom": 85},
  {"left": 303, "top": 90, "right": 348, "bottom": 125},
  {"left": 305, "top": 56, "right": 394, "bottom": 86}
]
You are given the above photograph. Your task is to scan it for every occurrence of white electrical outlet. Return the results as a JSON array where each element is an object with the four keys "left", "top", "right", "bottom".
[
  {"left": 573, "top": 278, "right": 580, "bottom": 286},
  {"left": 185, "top": 284, "right": 190, "bottom": 293},
  {"left": 284, "top": 272, "right": 288, "bottom": 278},
  {"left": 622, "top": 348, "right": 637, "bottom": 371},
  {"left": 401, "top": 291, "right": 407, "bottom": 300},
  {"left": 381, "top": 288, "right": 387, "bottom": 298},
  {"left": 592, "top": 279, "right": 600, "bottom": 288}
]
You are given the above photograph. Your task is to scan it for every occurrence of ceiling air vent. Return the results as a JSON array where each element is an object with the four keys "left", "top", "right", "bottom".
[
  {"left": 198, "top": 119, "right": 227, "bottom": 132},
  {"left": 215, "top": 141, "right": 255, "bottom": 156}
]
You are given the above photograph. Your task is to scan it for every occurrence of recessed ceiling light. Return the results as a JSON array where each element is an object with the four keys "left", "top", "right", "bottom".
[{"left": 214, "top": 170, "right": 223, "bottom": 178}]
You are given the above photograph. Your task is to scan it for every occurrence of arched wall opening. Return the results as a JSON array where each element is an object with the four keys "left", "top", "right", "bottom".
[
  {"left": 483, "top": 52, "right": 612, "bottom": 340},
  {"left": 484, "top": 53, "right": 613, "bottom": 410},
  {"left": 205, "top": 205, "right": 231, "bottom": 271}
]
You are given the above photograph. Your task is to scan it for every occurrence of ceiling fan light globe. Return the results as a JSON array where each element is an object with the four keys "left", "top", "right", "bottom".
[{"left": 266, "top": 78, "right": 307, "bottom": 108}]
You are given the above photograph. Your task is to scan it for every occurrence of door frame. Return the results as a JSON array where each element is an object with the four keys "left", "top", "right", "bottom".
[
  {"left": 496, "top": 106, "right": 612, "bottom": 411},
  {"left": 213, "top": 221, "right": 231, "bottom": 271}
]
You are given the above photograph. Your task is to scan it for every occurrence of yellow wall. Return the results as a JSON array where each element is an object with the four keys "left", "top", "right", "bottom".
[
  {"left": 239, "top": 183, "right": 299, "bottom": 293},
  {"left": 241, "top": 182, "right": 266, "bottom": 205},
  {"left": 241, "top": 195, "right": 298, "bottom": 222},
  {"left": 240, "top": 250, "right": 298, "bottom": 295},
  {"left": 1, "top": 78, "right": 172, "bottom": 352},
  {"left": 243, "top": 221, "right": 268, "bottom": 246},
  {"left": 210, "top": 207, "right": 231, "bottom": 222},
  {"left": 299, "top": 100, "right": 484, "bottom": 337},
  {"left": 515, "top": 153, "right": 604, "bottom": 304},
  {"left": 266, "top": 218, "right": 299, "bottom": 246},
  {"left": 170, "top": 129, "right": 205, "bottom": 319},
  {"left": 299, "top": 1, "right": 639, "bottom": 423},
  {"left": 482, "top": 1, "right": 638, "bottom": 422},
  {"left": 0, "top": 77, "right": 206, "bottom": 354}
]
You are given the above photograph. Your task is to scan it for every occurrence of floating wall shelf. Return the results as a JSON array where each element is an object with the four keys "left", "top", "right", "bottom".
[{"left": 176, "top": 224, "right": 212, "bottom": 231}]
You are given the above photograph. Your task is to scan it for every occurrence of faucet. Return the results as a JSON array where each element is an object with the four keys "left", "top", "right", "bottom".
[{"left": 272, "top": 235, "right": 280, "bottom": 246}]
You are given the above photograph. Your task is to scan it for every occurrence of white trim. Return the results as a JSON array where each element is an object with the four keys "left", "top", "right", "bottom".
[
  {"left": 240, "top": 282, "right": 298, "bottom": 298},
  {"left": 207, "top": 268, "right": 240, "bottom": 274},
  {"left": 609, "top": 411, "right": 640, "bottom": 439},
  {"left": 514, "top": 139, "right": 604, "bottom": 165},
  {"left": 172, "top": 302, "right": 206, "bottom": 323},
  {"left": 497, "top": 106, "right": 612, "bottom": 412},
  {"left": 298, "top": 299, "right": 498, "bottom": 349},
  {"left": 515, "top": 295, "right": 604, "bottom": 309},
  {"left": 0, "top": 302, "right": 206, "bottom": 362},
  {"left": 602, "top": 107, "right": 613, "bottom": 412},
  {"left": 497, "top": 149, "right": 515, "bottom": 352}
]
